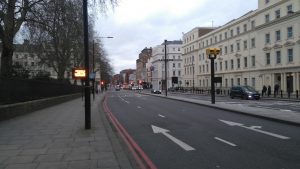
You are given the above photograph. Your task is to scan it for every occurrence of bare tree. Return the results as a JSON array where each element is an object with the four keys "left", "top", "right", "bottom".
[
  {"left": 0, "top": 0, "right": 46, "bottom": 77},
  {"left": 27, "top": 0, "right": 84, "bottom": 80}
]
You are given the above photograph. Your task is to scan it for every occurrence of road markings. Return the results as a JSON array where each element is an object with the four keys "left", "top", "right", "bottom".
[
  {"left": 280, "top": 109, "right": 292, "bottom": 112},
  {"left": 118, "top": 96, "right": 129, "bottom": 104},
  {"left": 158, "top": 114, "right": 165, "bottom": 118},
  {"left": 219, "top": 119, "right": 290, "bottom": 140},
  {"left": 151, "top": 125, "right": 195, "bottom": 151},
  {"left": 214, "top": 137, "right": 237, "bottom": 147},
  {"left": 137, "top": 106, "right": 142, "bottom": 109}
]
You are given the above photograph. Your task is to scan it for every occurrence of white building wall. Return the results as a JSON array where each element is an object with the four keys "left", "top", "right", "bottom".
[{"left": 183, "top": 0, "right": 300, "bottom": 93}]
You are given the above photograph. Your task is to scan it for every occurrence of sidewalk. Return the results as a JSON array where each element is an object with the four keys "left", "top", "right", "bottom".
[
  {"left": 143, "top": 92, "right": 300, "bottom": 126},
  {"left": 0, "top": 94, "right": 135, "bottom": 169}
]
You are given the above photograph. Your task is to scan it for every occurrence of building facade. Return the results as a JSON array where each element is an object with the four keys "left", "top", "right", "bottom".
[
  {"left": 151, "top": 40, "right": 183, "bottom": 90},
  {"left": 136, "top": 47, "right": 152, "bottom": 84},
  {"left": 182, "top": 0, "right": 300, "bottom": 93}
]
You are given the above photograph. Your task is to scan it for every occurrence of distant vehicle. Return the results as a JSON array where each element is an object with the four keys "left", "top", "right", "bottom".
[
  {"left": 230, "top": 85, "right": 260, "bottom": 100},
  {"left": 151, "top": 89, "right": 161, "bottom": 94},
  {"left": 131, "top": 86, "right": 138, "bottom": 90}
]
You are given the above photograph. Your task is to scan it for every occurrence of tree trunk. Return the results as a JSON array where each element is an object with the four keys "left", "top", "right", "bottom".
[{"left": 0, "top": 43, "right": 14, "bottom": 77}]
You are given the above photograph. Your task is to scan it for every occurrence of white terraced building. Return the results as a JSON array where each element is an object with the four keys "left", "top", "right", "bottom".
[
  {"left": 151, "top": 40, "right": 183, "bottom": 90},
  {"left": 182, "top": 0, "right": 300, "bottom": 94}
]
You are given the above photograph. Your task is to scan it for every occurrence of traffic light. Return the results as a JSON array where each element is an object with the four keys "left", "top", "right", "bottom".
[
  {"left": 100, "top": 80, "right": 104, "bottom": 85},
  {"left": 206, "top": 48, "right": 220, "bottom": 56}
]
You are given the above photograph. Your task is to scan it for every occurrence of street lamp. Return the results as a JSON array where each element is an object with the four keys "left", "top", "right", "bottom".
[
  {"left": 192, "top": 56, "right": 195, "bottom": 93},
  {"left": 92, "top": 36, "right": 114, "bottom": 99},
  {"left": 206, "top": 48, "right": 220, "bottom": 104}
]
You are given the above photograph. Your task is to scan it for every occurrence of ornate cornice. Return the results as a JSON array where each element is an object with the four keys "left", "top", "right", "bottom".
[{"left": 284, "top": 41, "right": 295, "bottom": 47}]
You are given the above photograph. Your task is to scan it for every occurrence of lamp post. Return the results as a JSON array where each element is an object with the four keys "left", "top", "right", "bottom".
[
  {"left": 83, "top": 0, "right": 90, "bottom": 129},
  {"left": 164, "top": 40, "right": 168, "bottom": 96},
  {"left": 192, "top": 56, "right": 195, "bottom": 93},
  {"left": 92, "top": 36, "right": 113, "bottom": 99},
  {"left": 206, "top": 48, "right": 220, "bottom": 104}
]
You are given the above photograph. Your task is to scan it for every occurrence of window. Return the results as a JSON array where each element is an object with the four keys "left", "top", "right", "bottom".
[
  {"left": 173, "top": 63, "right": 176, "bottom": 68},
  {"left": 265, "top": 33, "right": 270, "bottom": 44},
  {"left": 178, "top": 56, "right": 180, "bottom": 59},
  {"left": 24, "top": 62, "right": 28, "bottom": 66},
  {"left": 237, "top": 78, "right": 241, "bottom": 85},
  {"left": 178, "top": 63, "right": 181, "bottom": 68},
  {"left": 275, "top": 10, "right": 280, "bottom": 19},
  {"left": 230, "top": 44, "right": 234, "bottom": 53},
  {"left": 219, "top": 34, "right": 222, "bottom": 41},
  {"left": 225, "top": 46, "right": 228, "bottom": 54},
  {"left": 276, "top": 51, "right": 281, "bottom": 64},
  {"left": 251, "top": 38, "right": 256, "bottom": 48},
  {"left": 237, "top": 58, "right": 241, "bottom": 69},
  {"left": 220, "top": 62, "right": 222, "bottom": 71},
  {"left": 173, "top": 56, "right": 175, "bottom": 59},
  {"left": 251, "top": 78, "right": 256, "bottom": 87},
  {"left": 288, "top": 48, "right": 293, "bottom": 62},
  {"left": 225, "top": 32, "right": 228, "bottom": 39},
  {"left": 215, "top": 63, "right": 217, "bottom": 71},
  {"left": 236, "top": 26, "right": 240, "bottom": 35},
  {"left": 243, "top": 24, "right": 247, "bottom": 32},
  {"left": 225, "top": 79, "right": 228, "bottom": 87},
  {"left": 173, "top": 71, "right": 176, "bottom": 76},
  {"left": 251, "top": 55, "right": 256, "bottom": 67},
  {"left": 251, "top": 20, "right": 255, "bottom": 29},
  {"left": 244, "top": 78, "right": 248, "bottom": 86},
  {"left": 287, "top": 5, "right": 293, "bottom": 14},
  {"left": 237, "top": 42, "right": 240, "bottom": 51},
  {"left": 231, "top": 78, "right": 234, "bottom": 87},
  {"left": 230, "top": 29, "right": 234, "bottom": 37},
  {"left": 265, "top": 14, "right": 270, "bottom": 23},
  {"left": 203, "top": 65, "right": 205, "bottom": 73},
  {"left": 206, "top": 64, "right": 209, "bottom": 72},
  {"left": 178, "top": 71, "right": 181, "bottom": 76},
  {"left": 266, "top": 53, "right": 271, "bottom": 65},
  {"left": 265, "top": 0, "right": 269, "bottom": 4},
  {"left": 210, "top": 38, "right": 212, "bottom": 44},
  {"left": 225, "top": 60, "right": 228, "bottom": 70},
  {"left": 243, "top": 40, "right": 248, "bottom": 50},
  {"left": 215, "top": 36, "right": 217, "bottom": 43},
  {"left": 275, "top": 30, "right": 281, "bottom": 41},
  {"left": 199, "top": 65, "right": 201, "bottom": 73},
  {"left": 244, "top": 57, "right": 248, "bottom": 68},
  {"left": 287, "top": 27, "right": 293, "bottom": 38},
  {"left": 31, "top": 62, "right": 34, "bottom": 66},
  {"left": 231, "top": 59, "right": 234, "bottom": 70}
]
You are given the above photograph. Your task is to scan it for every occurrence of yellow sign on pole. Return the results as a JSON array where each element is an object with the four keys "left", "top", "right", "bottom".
[{"left": 72, "top": 68, "right": 87, "bottom": 79}]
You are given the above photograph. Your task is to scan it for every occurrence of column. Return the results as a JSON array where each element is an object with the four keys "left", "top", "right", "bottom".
[
  {"left": 294, "top": 72, "right": 299, "bottom": 91},
  {"left": 281, "top": 73, "right": 285, "bottom": 92}
]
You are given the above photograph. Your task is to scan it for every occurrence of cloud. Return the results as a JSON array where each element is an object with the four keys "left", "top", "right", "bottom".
[{"left": 96, "top": 0, "right": 257, "bottom": 74}]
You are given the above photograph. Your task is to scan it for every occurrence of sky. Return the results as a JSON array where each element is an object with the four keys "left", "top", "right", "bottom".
[{"left": 95, "top": 0, "right": 258, "bottom": 74}]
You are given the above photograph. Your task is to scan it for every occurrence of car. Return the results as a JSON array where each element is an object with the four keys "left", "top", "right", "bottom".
[
  {"left": 151, "top": 89, "right": 161, "bottom": 94},
  {"left": 230, "top": 85, "right": 260, "bottom": 100}
]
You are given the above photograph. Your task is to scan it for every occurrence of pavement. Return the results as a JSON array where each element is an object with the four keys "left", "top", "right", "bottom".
[
  {"left": 0, "top": 90, "right": 299, "bottom": 169},
  {"left": 142, "top": 91, "right": 300, "bottom": 126},
  {"left": 0, "top": 93, "right": 136, "bottom": 169}
]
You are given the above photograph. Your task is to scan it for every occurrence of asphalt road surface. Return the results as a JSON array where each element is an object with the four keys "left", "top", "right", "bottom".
[{"left": 106, "top": 90, "right": 300, "bottom": 169}]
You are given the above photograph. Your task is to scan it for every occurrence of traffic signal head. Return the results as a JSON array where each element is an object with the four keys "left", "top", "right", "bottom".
[{"left": 206, "top": 48, "right": 220, "bottom": 56}]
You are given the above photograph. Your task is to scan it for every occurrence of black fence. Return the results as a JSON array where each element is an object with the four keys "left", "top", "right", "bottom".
[
  {"left": 0, "top": 78, "right": 82, "bottom": 105},
  {"left": 170, "top": 87, "right": 300, "bottom": 99}
]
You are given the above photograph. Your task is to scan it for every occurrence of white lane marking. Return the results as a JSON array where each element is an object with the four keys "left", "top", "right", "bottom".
[
  {"left": 137, "top": 106, "right": 142, "bottom": 109},
  {"left": 219, "top": 119, "right": 290, "bottom": 140},
  {"left": 214, "top": 137, "right": 237, "bottom": 147},
  {"left": 280, "top": 109, "right": 292, "bottom": 112},
  {"left": 118, "top": 96, "right": 129, "bottom": 104},
  {"left": 158, "top": 114, "right": 165, "bottom": 118},
  {"left": 151, "top": 125, "right": 195, "bottom": 151}
]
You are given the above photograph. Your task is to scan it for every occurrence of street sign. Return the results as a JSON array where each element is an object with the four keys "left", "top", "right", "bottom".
[
  {"left": 72, "top": 68, "right": 86, "bottom": 80},
  {"left": 89, "top": 73, "right": 96, "bottom": 79}
]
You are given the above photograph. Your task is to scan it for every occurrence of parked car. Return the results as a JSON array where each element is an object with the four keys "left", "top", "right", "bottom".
[
  {"left": 230, "top": 85, "right": 260, "bottom": 100},
  {"left": 151, "top": 89, "right": 161, "bottom": 94}
]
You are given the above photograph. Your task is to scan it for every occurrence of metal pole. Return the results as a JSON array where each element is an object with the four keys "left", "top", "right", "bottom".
[
  {"left": 164, "top": 40, "right": 167, "bottom": 96},
  {"left": 193, "top": 59, "right": 194, "bottom": 93},
  {"left": 210, "top": 56, "right": 215, "bottom": 104},
  {"left": 92, "top": 40, "right": 95, "bottom": 100},
  {"left": 83, "top": 0, "right": 91, "bottom": 129}
]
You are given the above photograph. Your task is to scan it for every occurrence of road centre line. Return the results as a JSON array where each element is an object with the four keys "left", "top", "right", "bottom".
[{"left": 214, "top": 137, "right": 237, "bottom": 147}]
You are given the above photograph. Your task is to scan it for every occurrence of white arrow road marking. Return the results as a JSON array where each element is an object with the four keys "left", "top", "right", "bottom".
[
  {"left": 118, "top": 96, "right": 129, "bottom": 104},
  {"left": 158, "top": 114, "right": 165, "bottom": 118},
  {"left": 214, "top": 137, "right": 237, "bottom": 147},
  {"left": 151, "top": 125, "right": 195, "bottom": 151},
  {"left": 219, "top": 119, "right": 290, "bottom": 140}
]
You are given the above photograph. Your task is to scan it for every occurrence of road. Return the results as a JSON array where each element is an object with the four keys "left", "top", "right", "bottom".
[{"left": 106, "top": 90, "right": 300, "bottom": 169}]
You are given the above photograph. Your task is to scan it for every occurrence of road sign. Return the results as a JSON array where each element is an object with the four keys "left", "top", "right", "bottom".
[{"left": 72, "top": 68, "right": 86, "bottom": 80}]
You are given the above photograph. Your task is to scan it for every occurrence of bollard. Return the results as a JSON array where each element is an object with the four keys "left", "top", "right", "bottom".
[
  {"left": 280, "top": 90, "right": 283, "bottom": 98},
  {"left": 296, "top": 90, "right": 299, "bottom": 99}
]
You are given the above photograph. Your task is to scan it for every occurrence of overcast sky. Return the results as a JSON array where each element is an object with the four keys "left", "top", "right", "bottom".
[{"left": 95, "top": 0, "right": 257, "bottom": 74}]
